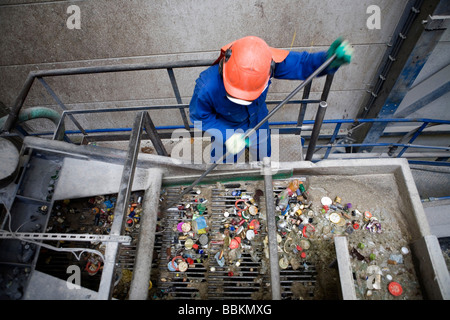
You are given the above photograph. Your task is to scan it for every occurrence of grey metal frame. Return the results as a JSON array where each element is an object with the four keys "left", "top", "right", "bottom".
[
  {"left": 0, "top": 57, "right": 337, "bottom": 299},
  {"left": 0, "top": 232, "right": 131, "bottom": 244},
  {"left": 5, "top": 130, "right": 449, "bottom": 299},
  {"left": 1, "top": 60, "right": 214, "bottom": 134},
  {"left": 97, "top": 111, "right": 146, "bottom": 299},
  {"left": 1, "top": 57, "right": 334, "bottom": 162},
  {"left": 263, "top": 157, "right": 281, "bottom": 300}
]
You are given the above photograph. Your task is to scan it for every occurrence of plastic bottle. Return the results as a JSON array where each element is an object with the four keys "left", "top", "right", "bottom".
[
  {"left": 278, "top": 189, "right": 290, "bottom": 210},
  {"left": 287, "top": 180, "right": 300, "bottom": 193},
  {"left": 278, "top": 180, "right": 299, "bottom": 210}
]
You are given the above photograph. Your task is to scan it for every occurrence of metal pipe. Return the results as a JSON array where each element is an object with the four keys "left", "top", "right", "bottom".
[
  {"left": 28, "top": 59, "right": 215, "bottom": 78},
  {"left": 97, "top": 111, "right": 145, "bottom": 300},
  {"left": 34, "top": 99, "right": 321, "bottom": 140},
  {"left": 324, "top": 122, "right": 342, "bottom": 159},
  {"left": 305, "top": 101, "right": 328, "bottom": 161},
  {"left": 52, "top": 111, "right": 66, "bottom": 141},
  {"left": 21, "top": 136, "right": 200, "bottom": 171},
  {"left": 408, "top": 160, "right": 450, "bottom": 167},
  {"left": 263, "top": 157, "right": 281, "bottom": 300},
  {"left": 27, "top": 117, "right": 450, "bottom": 139},
  {"left": 313, "top": 152, "right": 450, "bottom": 161},
  {"left": 37, "top": 77, "right": 87, "bottom": 136},
  {"left": 320, "top": 73, "right": 335, "bottom": 101},
  {"left": 128, "top": 168, "right": 163, "bottom": 300},
  {"left": 395, "top": 122, "right": 431, "bottom": 157},
  {"left": 312, "top": 143, "right": 450, "bottom": 151},
  {"left": 142, "top": 112, "right": 169, "bottom": 156},
  {"left": 296, "top": 82, "right": 312, "bottom": 135},
  {"left": 421, "top": 196, "right": 450, "bottom": 203},
  {"left": 1, "top": 74, "right": 35, "bottom": 133},
  {"left": 43, "top": 100, "right": 318, "bottom": 116},
  {"left": 167, "top": 68, "right": 190, "bottom": 131}
]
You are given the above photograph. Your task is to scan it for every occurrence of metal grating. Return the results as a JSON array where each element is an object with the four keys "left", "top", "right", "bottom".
[
  {"left": 156, "top": 188, "right": 210, "bottom": 299},
  {"left": 155, "top": 181, "right": 317, "bottom": 300},
  {"left": 32, "top": 181, "right": 318, "bottom": 300},
  {"left": 207, "top": 186, "right": 269, "bottom": 299},
  {"left": 273, "top": 185, "right": 317, "bottom": 299}
]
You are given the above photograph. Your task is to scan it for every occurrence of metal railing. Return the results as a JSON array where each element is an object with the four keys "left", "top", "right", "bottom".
[
  {"left": 2, "top": 59, "right": 449, "bottom": 301},
  {"left": 305, "top": 118, "right": 450, "bottom": 164},
  {"left": 0, "top": 59, "right": 215, "bottom": 135},
  {"left": 28, "top": 114, "right": 450, "bottom": 166},
  {"left": 270, "top": 118, "right": 450, "bottom": 166},
  {"left": 2, "top": 59, "right": 449, "bottom": 166},
  {"left": 0, "top": 59, "right": 335, "bottom": 161}
]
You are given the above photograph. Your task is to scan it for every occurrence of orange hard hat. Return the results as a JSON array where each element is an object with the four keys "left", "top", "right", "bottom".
[{"left": 219, "top": 36, "right": 289, "bottom": 102}]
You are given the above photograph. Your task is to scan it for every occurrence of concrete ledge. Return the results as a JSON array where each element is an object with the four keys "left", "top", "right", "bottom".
[
  {"left": 20, "top": 138, "right": 450, "bottom": 299},
  {"left": 23, "top": 270, "right": 100, "bottom": 300},
  {"left": 334, "top": 236, "right": 357, "bottom": 300},
  {"left": 412, "top": 235, "right": 450, "bottom": 300}
]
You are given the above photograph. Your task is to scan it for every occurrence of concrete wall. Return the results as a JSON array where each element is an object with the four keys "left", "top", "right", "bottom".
[{"left": 0, "top": 0, "right": 411, "bottom": 133}]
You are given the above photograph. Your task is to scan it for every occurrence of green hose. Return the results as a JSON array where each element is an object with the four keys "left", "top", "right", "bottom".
[{"left": 0, "top": 107, "right": 64, "bottom": 140}]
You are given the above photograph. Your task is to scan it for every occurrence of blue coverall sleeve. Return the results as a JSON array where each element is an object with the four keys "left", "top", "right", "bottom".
[
  {"left": 189, "top": 82, "right": 241, "bottom": 142},
  {"left": 273, "top": 51, "right": 338, "bottom": 80}
]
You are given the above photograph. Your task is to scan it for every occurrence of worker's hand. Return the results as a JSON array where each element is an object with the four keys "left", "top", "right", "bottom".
[
  {"left": 225, "top": 133, "right": 247, "bottom": 154},
  {"left": 327, "top": 37, "right": 353, "bottom": 69}
]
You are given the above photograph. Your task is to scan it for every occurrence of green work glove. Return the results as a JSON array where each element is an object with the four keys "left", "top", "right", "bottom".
[{"left": 327, "top": 37, "right": 353, "bottom": 69}]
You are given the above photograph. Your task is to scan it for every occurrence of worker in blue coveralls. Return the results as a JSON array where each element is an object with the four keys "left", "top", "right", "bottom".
[{"left": 189, "top": 36, "right": 353, "bottom": 163}]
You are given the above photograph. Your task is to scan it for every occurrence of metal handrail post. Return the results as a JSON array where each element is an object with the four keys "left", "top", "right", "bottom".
[
  {"left": 263, "top": 157, "right": 281, "bottom": 300},
  {"left": 324, "top": 122, "right": 342, "bottom": 159},
  {"left": 396, "top": 121, "right": 429, "bottom": 157},
  {"left": 97, "top": 111, "right": 145, "bottom": 300},
  {"left": 296, "top": 81, "right": 312, "bottom": 135},
  {"left": 167, "top": 68, "right": 191, "bottom": 131},
  {"left": 305, "top": 101, "right": 328, "bottom": 161},
  {"left": 37, "top": 77, "right": 87, "bottom": 137}
]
